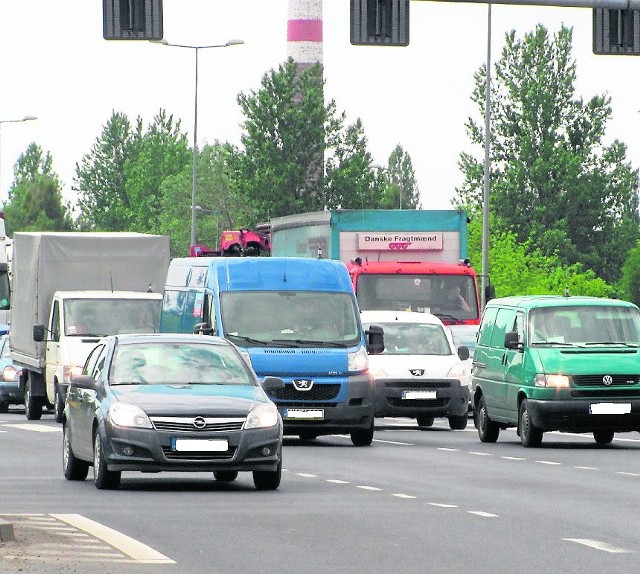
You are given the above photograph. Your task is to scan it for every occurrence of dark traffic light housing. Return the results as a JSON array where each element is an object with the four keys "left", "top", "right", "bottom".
[
  {"left": 103, "top": 0, "right": 163, "bottom": 41},
  {"left": 593, "top": 9, "right": 640, "bottom": 55},
  {"left": 351, "top": 0, "right": 410, "bottom": 47}
]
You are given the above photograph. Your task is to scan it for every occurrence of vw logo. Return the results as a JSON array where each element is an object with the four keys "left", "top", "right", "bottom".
[
  {"left": 193, "top": 416, "right": 207, "bottom": 429},
  {"left": 409, "top": 369, "right": 425, "bottom": 376},
  {"left": 602, "top": 375, "right": 613, "bottom": 386},
  {"left": 292, "top": 379, "right": 314, "bottom": 391}
]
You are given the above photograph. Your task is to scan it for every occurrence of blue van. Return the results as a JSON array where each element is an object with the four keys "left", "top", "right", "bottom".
[{"left": 160, "top": 257, "right": 383, "bottom": 446}]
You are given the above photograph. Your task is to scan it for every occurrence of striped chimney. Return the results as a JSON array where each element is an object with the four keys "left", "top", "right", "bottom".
[{"left": 287, "top": 0, "right": 323, "bottom": 74}]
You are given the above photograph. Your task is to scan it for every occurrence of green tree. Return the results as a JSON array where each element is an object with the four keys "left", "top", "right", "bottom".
[
  {"left": 619, "top": 241, "right": 640, "bottom": 306},
  {"left": 3, "top": 143, "right": 73, "bottom": 233},
  {"left": 455, "top": 25, "right": 639, "bottom": 284},
  {"left": 379, "top": 144, "right": 420, "bottom": 210}
]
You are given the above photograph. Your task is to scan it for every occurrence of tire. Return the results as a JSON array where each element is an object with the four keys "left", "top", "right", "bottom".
[
  {"left": 448, "top": 414, "right": 468, "bottom": 430},
  {"left": 476, "top": 395, "right": 499, "bottom": 443},
  {"left": 54, "top": 384, "right": 64, "bottom": 424},
  {"left": 63, "top": 422, "right": 89, "bottom": 481},
  {"left": 0, "top": 401, "right": 8, "bottom": 413},
  {"left": 214, "top": 471, "right": 238, "bottom": 482},
  {"left": 519, "top": 400, "right": 543, "bottom": 448},
  {"left": 24, "top": 379, "right": 43, "bottom": 421},
  {"left": 253, "top": 460, "right": 282, "bottom": 491},
  {"left": 416, "top": 415, "right": 434, "bottom": 428},
  {"left": 93, "top": 432, "right": 121, "bottom": 490},
  {"left": 298, "top": 431, "right": 319, "bottom": 442},
  {"left": 350, "top": 419, "right": 374, "bottom": 446},
  {"left": 593, "top": 429, "right": 614, "bottom": 445}
]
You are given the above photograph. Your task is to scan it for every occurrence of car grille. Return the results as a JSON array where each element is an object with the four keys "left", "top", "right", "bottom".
[
  {"left": 389, "top": 398, "right": 449, "bottom": 408},
  {"left": 572, "top": 374, "right": 639, "bottom": 387},
  {"left": 162, "top": 447, "right": 236, "bottom": 460},
  {"left": 150, "top": 417, "right": 245, "bottom": 432},
  {"left": 268, "top": 384, "right": 341, "bottom": 401}
]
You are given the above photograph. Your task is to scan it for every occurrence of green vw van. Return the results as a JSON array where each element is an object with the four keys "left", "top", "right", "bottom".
[{"left": 471, "top": 295, "right": 640, "bottom": 447}]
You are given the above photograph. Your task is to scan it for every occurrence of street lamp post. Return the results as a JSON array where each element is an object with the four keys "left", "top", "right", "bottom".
[
  {"left": 0, "top": 115, "right": 37, "bottom": 197},
  {"left": 153, "top": 39, "right": 243, "bottom": 247}
]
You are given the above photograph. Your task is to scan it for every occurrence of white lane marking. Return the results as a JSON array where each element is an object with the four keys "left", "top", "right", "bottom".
[
  {"left": 615, "top": 471, "right": 640, "bottom": 477},
  {"left": 356, "top": 486, "right": 382, "bottom": 491},
  {"left": 437, "top": 448, "right": 459, "bottom": 452},
  {"left": 564, "top": 539, "right": 632, "bottom": 554},
  {"left": 575, "top": 466, "right": 599, "bottom": 471},
  {"left": 501, "top": 456, "right": 526, "bottom": 461},
  {"left": 2, "top": 423, "right": 61, "bottom": 433},
  {"left": 468, "top": 511, "right": 499, "bottom": 518},
  {"left": 391, "top": 493, "right": 417, "bottom": 499},
  {"left": 296, "top": 473, "right": 317, "bottom": 478},
  {"left": 535, "top": 460, "right": 562, "bottom": 465},
  {"left": 428, "top": 503, "right": 458, "bottom": 508},
  {"left": 373, "top": 438, "right": 415, "bottom": 446},
  {"left": 326, "top": 479, "right": 350, "bottom": 484},
  {"left": 468, "top": 451, "right": 492, "bottom": 456},
  {"left": 51, "top": 514, "right": 175, "bottom": 564}
]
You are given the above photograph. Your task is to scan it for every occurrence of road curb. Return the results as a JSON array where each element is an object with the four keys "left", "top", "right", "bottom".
[{"left": 0, "top": 518, "right": 15, "bottom": 542}]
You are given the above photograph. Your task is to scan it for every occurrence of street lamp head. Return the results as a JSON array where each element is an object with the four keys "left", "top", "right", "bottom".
[
  {"left": 22, "top": 115, "right": 37, "bottom": 122},
  {"left": 150, "top": 39, "right": 169, "bottom": 45},
  {"left": 225, "top": 39, "right": 244, "bottom": 47}
]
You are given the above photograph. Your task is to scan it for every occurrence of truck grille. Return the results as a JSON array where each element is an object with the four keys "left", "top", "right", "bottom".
[
  {"left": 572, "top": 374, "right": 639, "bottom": 387},
  {"left": 268, "top": 384, "right": 341, "bottom": 401}
]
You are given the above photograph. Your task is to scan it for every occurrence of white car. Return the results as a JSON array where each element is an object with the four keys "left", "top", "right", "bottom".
[{"left": 361, "top": 310, "right": 471, "bottom": 429}]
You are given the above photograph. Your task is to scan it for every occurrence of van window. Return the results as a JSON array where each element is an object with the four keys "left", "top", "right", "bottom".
[
  {"left": 477, "top": 306, "right": 498, "bottom": 346},
  {"left": 165, "top": 264, "right": 208, "bottom": 288},
  {"left": 489, "top": 307, "right": 517, "bottom": 348}
]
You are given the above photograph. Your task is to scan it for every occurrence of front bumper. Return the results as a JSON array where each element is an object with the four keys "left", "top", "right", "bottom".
[
  {"left": 101, "top": 422, "right": 282, "bottom": 473},
  {"left": 526, "top": 398, "right": 640, "bottom": 432},
  {"left": 0, "top": 382, "right": 22, "bottom": 405},
  {"left": 374, "top": 378, "right": 469, "bottom": 418}
]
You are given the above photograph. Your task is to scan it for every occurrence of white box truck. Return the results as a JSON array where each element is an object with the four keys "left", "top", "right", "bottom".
[{"left": 10, "top": 232, "right": 170, "bottom": 421}]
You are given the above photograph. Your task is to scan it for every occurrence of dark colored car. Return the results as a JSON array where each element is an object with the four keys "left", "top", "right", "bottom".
[
  {"left": 0, "top": 335, "right": 22, "bottom": 412},
  {"left": 63, "top": 333, "right": 285, "bottom": 490}
]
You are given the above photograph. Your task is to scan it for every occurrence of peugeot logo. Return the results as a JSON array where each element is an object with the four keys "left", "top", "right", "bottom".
[
  {"left": 292, "top": 379, "right": 314, "bottom": 391},
  {"left": 409, "top": 369, "right": 425, "bottom": 376},
  {"left": 602, "top": 375, "right": 613, "bottom": 386},
  {"left": 193, "top": 416, "right": 207, "bottom": 429}
]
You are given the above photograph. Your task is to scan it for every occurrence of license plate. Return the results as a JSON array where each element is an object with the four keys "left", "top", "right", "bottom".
[
  {"left": 172, "top": 438, "right": 228, "bottom": 452},
  {"left": 589, "top": 403, "right": 631, "bottom": 415},
  {"left": 284, "top": 408, "right": 324, "bottom": 420},
  {"left": 403, "top": 390, "right": 437, "bottom": 400}
]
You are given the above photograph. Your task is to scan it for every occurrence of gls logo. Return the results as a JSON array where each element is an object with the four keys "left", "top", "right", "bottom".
[{"left": 292, "top": 379, "right": 314, "bottom": 391}]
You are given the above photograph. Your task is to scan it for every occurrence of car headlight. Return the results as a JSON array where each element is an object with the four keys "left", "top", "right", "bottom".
[
  {"left": 348, "top": 346, "right": 369, "bottom": 372},
  {"left": 63, "top": 365, "right": 83, "bottom": 385},
  {"left": 2, "top": 365, "right": 18, "bottom": 382},
  {"left": 108, "top": 403, "right": 153, "bottom": 429},
  {"left": 245, "top": 403, "right": 279, "bottom": 429},
  {"left": 535, "top": 374, "right": 570, "bottom": 388},
  {"left": 448, "top": 361, "right": 472, "bottom": 388}
]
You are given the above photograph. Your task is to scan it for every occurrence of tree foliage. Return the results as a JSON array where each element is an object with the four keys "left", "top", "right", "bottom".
[
  {"left": 455, "top": 25, "right": 639, "bottom": 285},
  {"left": 379, "top": 144, "right": 420, "bottom": 210}
]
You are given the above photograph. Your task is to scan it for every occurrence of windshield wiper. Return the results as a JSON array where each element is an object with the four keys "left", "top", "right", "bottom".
[
  {"left": 582, "top": 341, "right": 639, "bottom": 347},
  {"left": 530, "top": 341, "right": 575, "bottom": 346},
  {"left": 272, "top": 339, "right": 344, "bottom": 348},
  {"left": 432, "top": 313, "right": 465, "bottom": 325},
  {"left": 226, "top": 334, "right": 270, "bottom": 345}
]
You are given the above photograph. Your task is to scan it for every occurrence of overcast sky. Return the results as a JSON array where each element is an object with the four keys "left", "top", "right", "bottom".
[{"left": 1, "top": 0, "right": 638, "bottom": 213}]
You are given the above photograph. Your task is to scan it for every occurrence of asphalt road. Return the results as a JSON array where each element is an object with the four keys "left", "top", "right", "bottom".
[{"left": 2, "top": 406, "right": 640, "bottom": 574}]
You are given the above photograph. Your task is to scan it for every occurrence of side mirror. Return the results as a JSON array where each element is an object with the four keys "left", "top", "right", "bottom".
[
  {"left": 485, "top": 284, "right": 496, "bottom": 303},
  {"left": 70, "top": 374, "right": 97, "bottom": 390},
  {"left": 504, "top": 331, "right": 522, "bottom": 350},
  {"left": 33, "top": 324, "right": 46, "bottom": 342},
  {"left": 193, "top": 322, "right": 214, "bottom": 336},
  {"left": 366, "top": 325, "right": 385, "bottom": 355},
  {"left": 261, "top": 376, "right": 285, "bottom": 392},
  {"left": 457, "top": 345, "right": 470, "bottom": 361}
]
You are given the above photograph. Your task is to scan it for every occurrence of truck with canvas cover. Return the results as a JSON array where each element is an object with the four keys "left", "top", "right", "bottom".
[
  {"left": 160, "top": 256, "right": 384, "bottom": 446},
  {"left": 10, "top": 232, "right": 170, "bottom": 422},
  {"left": 269, "top": 210, "right": 484, "bottom": 330}
]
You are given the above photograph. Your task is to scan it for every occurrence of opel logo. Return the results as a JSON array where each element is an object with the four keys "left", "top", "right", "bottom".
[
  {"left": 409, "top": 369, "right": 425, "bottom": 376},
  {"left": 193, "top": 416, "right": 207, "bottom": 429},
  {"left": 602, "top": 375, "right": 613, "bottom": 386},
  {"left": 292, "top": 379, "right": 314, "bottom": 391}
]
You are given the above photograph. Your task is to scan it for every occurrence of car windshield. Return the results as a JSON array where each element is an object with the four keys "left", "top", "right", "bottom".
[
  {"left": 221, "top": 291, "right": 361, "bottom": 348},
  {"left": 110, "top": 342, "right": 254, "bottom": 385},
  {"left": 363, "top": 321, "right": 452, "bottom": 356},
  {"left": 529, "top": 305, "right": 640, "bottom": 345}
]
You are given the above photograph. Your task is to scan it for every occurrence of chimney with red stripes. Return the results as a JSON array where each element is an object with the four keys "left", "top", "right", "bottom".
[{"left": 287, "top": 0, "right": 323, "bottom": 74}]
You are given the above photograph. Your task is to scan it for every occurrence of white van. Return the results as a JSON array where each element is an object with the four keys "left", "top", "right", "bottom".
[{"left": 361, "top": 310, "right": 471, "bottom": 429}]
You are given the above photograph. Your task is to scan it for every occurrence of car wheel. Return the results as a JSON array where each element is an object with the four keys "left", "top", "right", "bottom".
[
  {"left": 24, "top": 380, "right": 43, "bottom": 421},
  {"left": 63, "top": 422, "right": 89, "bottom": 481},
  {"left": 298, "top": 431, "right": 319, "bottom": 442},
  {"left": 214, "top": 471, "right": 238, "bottom": 482},
  {"left": 350, "top": 419, "right": 374, "bottom": 446},
  {"left": 0, "top": 401, "right": 8, "bottom": 413},
  {"left": 416, "top": 415, "right": 434, "bottom": 428},
  {"left": 253, "top": 460, "right": 282, "bottom": 491},
  {"left": 593, "top": 429, "right": 614, "bottom": 445},
  {"left": 476, "top": 395, "right": 499, "bottom": 443},
  {"left": 93, "top": 432, "right": 121, "bottom": 490},
  {"left": 54, "top": 385, "right": 64, "bottom": 424},
  {"left": 448, "top": 414, "right": 468, "bottom": 430},
  {"left": 519, "top": 400, "right": 543, "bottom": 448}
]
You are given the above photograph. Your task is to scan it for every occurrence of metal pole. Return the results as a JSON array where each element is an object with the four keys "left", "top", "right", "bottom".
[
  {"left": 481, "top": 3, "right": 492, "bottom": 310},
  {"left": 191, "top": 47, "right": 199, "bottom": 248}
]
